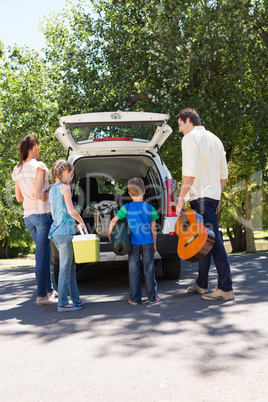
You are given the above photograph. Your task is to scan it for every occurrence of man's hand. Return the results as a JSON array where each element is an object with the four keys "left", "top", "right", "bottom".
[
  {"left": 175, "top": 176, "right": 195, "bottom": 216},
  {"left": 216, "top": 201, "right": 221, "bottom": 214},
  {"left": 176, "top": 197, "right": 185, "bottom": 216}
]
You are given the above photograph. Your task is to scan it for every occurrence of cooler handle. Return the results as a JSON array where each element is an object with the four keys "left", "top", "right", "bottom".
[{"left": 77, "top": 224, "right": 89, "bottom": 235}]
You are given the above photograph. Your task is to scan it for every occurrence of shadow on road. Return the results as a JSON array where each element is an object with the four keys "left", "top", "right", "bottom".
[{"left": 0, "top": 253, "right": 268, "bottom": 375}]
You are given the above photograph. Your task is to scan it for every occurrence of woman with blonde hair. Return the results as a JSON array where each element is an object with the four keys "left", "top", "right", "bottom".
[{"left": 48, "top": 160, "right": 85, "bottom": 312}]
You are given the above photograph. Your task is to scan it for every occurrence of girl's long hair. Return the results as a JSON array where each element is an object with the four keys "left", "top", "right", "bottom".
[
  {"left": 18, "top": 135, "right": 39, "bottom": 167},
  {"left": 51, "top": 159, "right": 73, "bottom": 183}
]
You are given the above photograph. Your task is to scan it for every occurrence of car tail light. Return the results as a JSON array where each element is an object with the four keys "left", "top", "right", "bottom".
[
  {"left": 166, "top": 179, "right": 177, "bottom": 217},
  {"left": 93, "top": 138, "right": 133, "bottom": 142}
]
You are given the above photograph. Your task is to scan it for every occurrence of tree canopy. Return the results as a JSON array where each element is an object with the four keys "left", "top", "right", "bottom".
[
  {"left": 0, "top": 0, "right": 267, "bottom": 255},
  {"left": 0, "top": 47, "right": 65, "bottom": 255}
]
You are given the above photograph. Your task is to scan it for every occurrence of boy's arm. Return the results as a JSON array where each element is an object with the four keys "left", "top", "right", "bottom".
[
  {"left": 108, "top": 216, "right": 119, "bottom": 242},
  {"left": 151, "top": 220, "right": 157, "bottom": 253},
  {"left": 108, "top": 205, "right": 127, "bottom": 241}
]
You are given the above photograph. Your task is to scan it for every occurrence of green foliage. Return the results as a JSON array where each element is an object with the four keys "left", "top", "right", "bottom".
[
  {"left": 0, "top": 47, "right": 64, "bottom": 247},
  {"left": 0, "top": 184, "right": 22, "bottom": 241},
  {"left": 0, "top": 0, "right": 267, "bottom": 253},
  {"left": 41, "top": 0, "right": 268, "bottom": 161},
  {"left": 8, "top": 221, "right": 35, "bottom": 257}
]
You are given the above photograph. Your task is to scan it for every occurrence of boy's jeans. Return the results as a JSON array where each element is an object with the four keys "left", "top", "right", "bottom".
[
  {"left": 24, "top": 212, "right": 53, "bottom": 297},
  {"left": 128, "top": 243, "right": 158, "bottom": 303},
  {"left": 52, "top": 235, "right": 80, "bottom": 307},
  {"left": 190, "top": 197, "right": 233, "bottom": 292}
]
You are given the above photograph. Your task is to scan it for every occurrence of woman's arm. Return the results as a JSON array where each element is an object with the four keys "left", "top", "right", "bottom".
[
  {"left": 35, "top": 168, "right": 49, "bottom": 202},
  {"left": 15, "top": 181, "right": 24, "bottom": 202},
  {"left": 61, "top": 185, "right": 85, "bottom": 227}
]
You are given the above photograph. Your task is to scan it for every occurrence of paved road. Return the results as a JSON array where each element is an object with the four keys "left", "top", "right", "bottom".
[{"left": 0, "top": 253, "right": 268, "bottom": 401}]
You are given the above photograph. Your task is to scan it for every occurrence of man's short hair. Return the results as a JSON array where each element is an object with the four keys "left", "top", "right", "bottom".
[
  {"left": 175, "top": 108, "right": 202, "bottom": 126},
  {"left": 127, "top": 177, "right": 145, "bottom": 197}
]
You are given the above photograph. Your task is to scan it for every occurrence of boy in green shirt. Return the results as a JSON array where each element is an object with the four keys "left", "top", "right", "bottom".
[{"left": 108, "top": 177, "right": 160, "bottom": 305}]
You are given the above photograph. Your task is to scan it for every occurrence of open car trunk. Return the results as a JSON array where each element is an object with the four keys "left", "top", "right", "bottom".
[{"left": 71, "top": 155, "right": 164, "bottom": 236}]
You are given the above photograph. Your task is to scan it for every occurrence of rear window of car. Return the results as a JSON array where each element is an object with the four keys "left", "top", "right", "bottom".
[{"left": 68, "top": 124, "right": 158, "bottom": 143}]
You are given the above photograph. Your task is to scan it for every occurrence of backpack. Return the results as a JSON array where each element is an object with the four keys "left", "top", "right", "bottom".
[
  {"left": 94, "top": 200, "right": 118, "bottom": 236},
  {"left": 73, "top": 202, "right": 83, "bottom": 215},
  {"left": 82, "top": 201, "right": 98, "bottom": 218}
]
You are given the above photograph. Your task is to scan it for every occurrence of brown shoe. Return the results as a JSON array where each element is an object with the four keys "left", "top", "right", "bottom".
[
  {"left": 187, "top": 283, "right": 208, "bottom": 295},
  {"left": 202, "top": 286, "right": 235, "bottom": 301}
]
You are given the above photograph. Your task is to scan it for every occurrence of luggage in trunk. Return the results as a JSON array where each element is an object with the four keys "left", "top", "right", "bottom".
[{"left": 94, "top": 200, "right": 118, "bottom": 236}]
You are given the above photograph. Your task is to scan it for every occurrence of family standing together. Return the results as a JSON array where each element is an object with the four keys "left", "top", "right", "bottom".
[{"left": 12, "top": 108, "right": 234, "bottom": 312}]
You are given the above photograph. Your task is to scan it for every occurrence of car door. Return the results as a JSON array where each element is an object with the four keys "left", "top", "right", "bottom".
[{"left": 54, "top": 111, "right": 173, "bottom": 156}]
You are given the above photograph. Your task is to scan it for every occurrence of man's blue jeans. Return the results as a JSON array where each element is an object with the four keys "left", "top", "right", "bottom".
[
  {"left": 190, "top": 197, "right": 233, "bottom": 292},
  {"left": 52, "top": 235, "right": 80, "bottom": 307},
  {"left": 24, "top": 212, "right": 53, "bottom": 297},
  {"left": 128, "top": 243, "right": 158, "bottom": 303}
]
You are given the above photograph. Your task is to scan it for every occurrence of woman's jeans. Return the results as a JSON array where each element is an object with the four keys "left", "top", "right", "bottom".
[
  {"left": 24, "top": 212, "right": 53, "bottom": 297},
  {"left": 128, "top": 243, "right": 158, "bottom": 303},
  {"left": 51, "top": 234, "right": 80, "bottom": 307},
  {"left": 190, "top": 197, "right": 233, "bottom": 292}
]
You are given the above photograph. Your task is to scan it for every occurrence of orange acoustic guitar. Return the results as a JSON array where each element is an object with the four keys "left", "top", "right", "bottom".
[{"left": 170, "top": 180, "right": 215, "bottom": 263}]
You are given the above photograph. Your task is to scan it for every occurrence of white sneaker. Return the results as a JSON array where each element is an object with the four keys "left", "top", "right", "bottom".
[
  {"left": 187, "top": 283, "right": 208, "bottom": 295},
  {"left": 202, "top": 286, "right": 235, "bottom": 301},
  {"left": 58, "top": 304, "right": 81, "bottom": 312},
  {"left": 36, "top": 296, "right": 57, "bottom": 305}
]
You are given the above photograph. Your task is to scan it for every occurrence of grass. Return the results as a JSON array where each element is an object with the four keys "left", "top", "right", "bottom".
[
  {"left": 253, "top": 230, "right": 268, "bottom": 239},
  {"left": 222, "top": 230, "right": 268, "bottom": 241}
]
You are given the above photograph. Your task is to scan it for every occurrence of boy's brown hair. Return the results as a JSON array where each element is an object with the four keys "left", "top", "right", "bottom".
[{"left": 127, "top": 177, "right": 145, "bottom": 197}]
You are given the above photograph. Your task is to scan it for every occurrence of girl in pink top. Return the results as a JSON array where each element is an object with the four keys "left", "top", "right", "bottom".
[{"left": 12, "top": 135, "right": 57, "bottom": 306}]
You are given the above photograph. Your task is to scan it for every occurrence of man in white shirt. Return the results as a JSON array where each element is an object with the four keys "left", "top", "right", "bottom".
[{"left": 175, "top": 107, "right": 234, "bottom": 301}]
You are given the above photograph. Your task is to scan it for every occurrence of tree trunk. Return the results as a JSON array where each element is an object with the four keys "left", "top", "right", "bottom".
[
  {"left": 0, "top": 237, "right": 9, "bottom": 259},
  {"left": 227, "top": 222, "right": 246, "bottom": 252},
  {"left": 222, "top": 177, "right": 257, "bottom": 253},
  {"left": 243, "top": 179, "right": 257, "bottom": 253}
]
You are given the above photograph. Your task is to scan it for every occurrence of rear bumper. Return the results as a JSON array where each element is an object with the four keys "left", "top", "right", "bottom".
[{"left": 50, "top": 233, "right": 179, "bottom": 267}]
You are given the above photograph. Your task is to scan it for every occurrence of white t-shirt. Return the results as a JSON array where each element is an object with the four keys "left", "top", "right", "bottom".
[
  {"left": 182, "top": 126, "right": 228, "bottom": 201},
  {"left": 12, "top": 159, "right": 50, "bottom": 217}
]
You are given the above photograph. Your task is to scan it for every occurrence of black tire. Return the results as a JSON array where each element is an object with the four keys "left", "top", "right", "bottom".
[
  {"left": 52, "top": 264, "right": 59, "bottom": 287},
  {"left": 50, "top": 240, "right": 59, "bottom": 287},
  {"left": 162, "top": 258, "right": 181, "bottom": 280}
]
